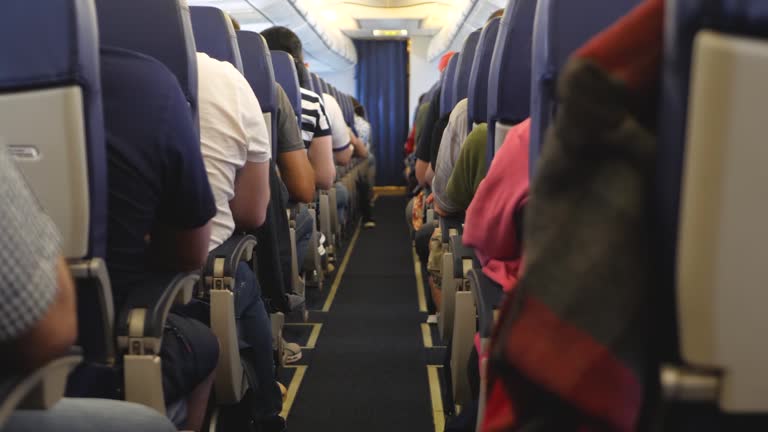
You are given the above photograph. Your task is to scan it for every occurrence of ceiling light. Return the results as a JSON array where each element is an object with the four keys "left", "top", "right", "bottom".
[{"left": 373, "top": 29, "right": 408, "bottom": 37}]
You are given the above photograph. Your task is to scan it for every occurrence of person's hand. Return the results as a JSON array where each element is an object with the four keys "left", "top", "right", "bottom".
[
  {"left": 433, "top": 200, "right": 448, "bottom": 217},
  {"left": 426, "top": 194, "right": 434, "bottom": 205}
]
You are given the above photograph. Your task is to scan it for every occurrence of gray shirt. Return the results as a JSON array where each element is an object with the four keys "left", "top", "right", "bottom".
[
  {"left": 432, "top": 98, "right": 469, "bottom": 214},
  {"left": 0, "top": 146, "right": 60, "bottom": 342}
]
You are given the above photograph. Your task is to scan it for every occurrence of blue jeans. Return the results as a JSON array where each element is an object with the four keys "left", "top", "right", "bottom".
[
  {"left": 5, "top": 398, "right": 176, "bottom": 432},
  {"left": 233, "top": 262, "right": 282, "bottom": 420},
  {"left": 335, "top": 182, "right": 349, "bottom": 226},
  {"left": 295, "top": 205, "right": 313, "bottom": 267}
]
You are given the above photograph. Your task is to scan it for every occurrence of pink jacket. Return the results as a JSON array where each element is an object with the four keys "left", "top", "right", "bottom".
[{"left": 463, "top": 119, "right": 530, "bottom": 293}]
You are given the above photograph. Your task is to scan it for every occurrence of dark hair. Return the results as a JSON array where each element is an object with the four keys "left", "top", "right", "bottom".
[
  {"left": 261, "top": 26, "right": 304, "bottom": 63},
  {"left": 488, "top": 9, "right": 504, "bottom": 22},
  {"left": 229, "top": 15, "right": 241, "bottom": 31},
  {"left": 352, "top": 97, "right": 366, "bottom": 118}
]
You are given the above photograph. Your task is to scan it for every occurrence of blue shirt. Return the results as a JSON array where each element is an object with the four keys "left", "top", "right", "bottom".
[{"left": 100, "top": 47, "right": 216, "bottom": 305}]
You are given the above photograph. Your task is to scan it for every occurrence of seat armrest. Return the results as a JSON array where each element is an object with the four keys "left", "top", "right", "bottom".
[
  {"left": 450, "top": 234, "right": 478, "bottom": 279},
  {"left": 116, "top": 272, "right": 199, "bottom": 354},
  {"left": 202, "top": 234, "right": 258, "bottom": 292},
  {"left": 0, "top": 349, "right": 82, "bottom": 429},
  {"left": 467, "top": 269, "right": 504, "bottom": 338},
  {"left": 440, "top": 215, "right": 464, "bottom": 243}
]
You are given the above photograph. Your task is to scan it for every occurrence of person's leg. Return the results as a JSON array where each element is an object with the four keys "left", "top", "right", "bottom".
[
  {"left": 415, "top": 222, "right": 437, "bottom": 315},
  {"left": 334, "top": 182, "right": 349, "bottom": 226},
  {"left": 294, "top": 205, "right": 313, "bottom": 267},
  {"left": 357, "top": 168, "right": 375, "bottom": 228},
  {"left": 5, "top": 398, "right": 176, "bottom": 432},
  {"left": 160, "top": 312, "right": 218, "bottom": 403},
  {"left": 233, "top": 262, "right": 283, "bottom": 423}
]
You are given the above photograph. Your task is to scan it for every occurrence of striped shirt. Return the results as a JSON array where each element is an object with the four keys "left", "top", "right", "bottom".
[{"left": 300, "top": 88, "right": 332, "bottom": 148}]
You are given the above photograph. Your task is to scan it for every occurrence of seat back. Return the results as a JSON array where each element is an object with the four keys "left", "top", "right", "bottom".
[
  {"left": 453, "top": 30, "right": 482, "bottom": 112},
  {"left": 310, "top": 72, "right": 323, "bottom": 95},
  {"left": 528, "top": 0, "right": 639, "bottom": 174},
  {"left": 468, "top": 17, "right": 502, "bottom": 129},
  {"left": 95, "top": 0, "right": 199, "bottom": 136},
  {"left": 237, "top": 30, "right": 278, "bottom": 154},
  {"left": 660, "top": 0, "right": 768, "bottom": 413},
  {"left": 190, "top": 6, "right": 243, "bottom": 72},
  {"left": 0, "top": 0, "right": 105, "bottom": 261},
  {"left": 0, "top": 0, "right": 113, "bottom": 364},
  {"left": 439, "top": 55, "right": 460, "bottom": 117},
  {"left": 271, "top": 51, "right": 302, "bottom": 126},
  {"left": 486, "top": 0, "right": 538, "bottom": 162}
]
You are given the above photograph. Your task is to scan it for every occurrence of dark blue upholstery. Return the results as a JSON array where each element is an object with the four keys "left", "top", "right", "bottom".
[
  {"left": 439, "top": 55, "right": 460, "bottom": 117},
  {"left": 95, "top": 0, "right": 198, "bottom": 137},
  {"left": 237, "top": 30, "right": 278, "bottom": 154},
  {"left": 190, "top": 6, "right": 243, "bottom": 73},
  {"left": 468, "top": 17, "right": 502, "bottom": 127},
  {"left": 0, "top": 0, "right": 106, "bottom": 259},
  {"left": 529, "top": 0, "right": 640, "bottom": 174},
  {"left": 657, "top": 0, "right": 768, "bottom": 361},
  {"left": 310, "top": 72, "right": 322, "bottom": 94},
  {"left": 271, "top": 51, "right": 302, "bottom": 125},
  {"left": 320, "top": 78, "right": 330, "bottom": 95},
  {"left": 453, "top": 30, "right": 481, "bottom": 110},
  {"left": 486, "top": 0, "right": 537, "bottom": 162}
]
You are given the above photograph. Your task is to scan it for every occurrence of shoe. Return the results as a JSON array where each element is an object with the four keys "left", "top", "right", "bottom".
[
  {"left": 364, "top": 220, "right": 376, "bottom": 229},
  {"left": 426, "top": 314, "right": 438, "bottom": 324},
  {"left": 278, "top": 382, "right": 287, "bottom": 401},
  {"left": 282, "top": 339, "right": 303, "bottom": 364},
  {"left": 326, "top": 262, "right": 336, "bottom": 273}
]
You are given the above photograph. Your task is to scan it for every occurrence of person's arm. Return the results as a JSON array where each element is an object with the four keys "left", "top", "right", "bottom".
[
  {"left": 416, "top": 159, "right": 430, "bottom": 187},
  {"left": 308, "top": 135, "right": 336, "bottom": 189},
  {"left": 334, "top": 144, "right": 353, "bottom": 166},
  {"left": 425, "top": 164, "right": 435, "bottom": 186},
  {"left": 0, "top": 152, "right": 77, "bottom": 372},
  {"left": 279, "top": 150, "right": 315, "bottom": 203},
  {"left": 350, "top": 129, "right": 369, "bottom": 159},
  {"left": 9, "top": 257, "right": 78, "bottom": 371},
  {"left": 275, "top": 86, "right": 315, "bottom": 202},
  {"left": 230, "top": 161, "right": 271, "bottom": 229},
  {"left": 149, "top": 222, "right": 212, "bottom": 271}
]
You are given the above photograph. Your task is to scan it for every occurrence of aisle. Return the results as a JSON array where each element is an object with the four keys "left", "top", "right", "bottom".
[{"left": 287, "top": 196, "right": 434, "bottom": 431}]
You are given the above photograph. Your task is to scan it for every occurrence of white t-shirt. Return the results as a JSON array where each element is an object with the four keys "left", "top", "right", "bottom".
[
  {"left": 322, "top": 93, "right": 351, "bottom": 153},
  {"left": 196, "top": 52, "right": 271, "bottom": 250}
]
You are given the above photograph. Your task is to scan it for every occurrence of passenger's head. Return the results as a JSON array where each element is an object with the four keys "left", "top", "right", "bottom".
[
  {"left": 438, "top": 51, "right": 456, "bottom": 73},
  {"left": 229, "top": 15, "right": 241, "bottom": 31},
  {"left": 352, "top": 98, "right": 366, "bottom": 118},
  {"left": 488, "top": 9, "right": 504, "bottom": 22},
  {"left": 261, "top": 26, "right": 304, "bottom": 63}
]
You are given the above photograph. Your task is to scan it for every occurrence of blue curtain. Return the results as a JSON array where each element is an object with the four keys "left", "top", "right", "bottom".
[{"left": 355, "top": 39, "right": 409, "bottom": 186}]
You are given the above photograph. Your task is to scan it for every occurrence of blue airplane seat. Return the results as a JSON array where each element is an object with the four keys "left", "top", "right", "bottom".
[
  {"left": 453, "top": 30, "right": 482, "bottom": 111},
  {"left": 528, "top": 0, "right": 640, "bottom": 174},
  {"left": 658, "top": 0, "right": 768, "bottom": 416},
  {"left": 236, "top": 30, "right": 278, "bottom": 154},
  {"left": 271, "top": 51, "right": 302, "bottom": 127},
  {"left": 439, "top": 55, "right": 460, "bottom": 117},
  {"left": 486, "top": 0, "right": 538, "bottom": 163},
  {"left": 468, "top": 17, "right": 502, "bottom": 129},
  {"left": 190, "top": 6, "right": 243, "bottom": 73},
  {"left": 311, "top": 72, "right": 323, "bottom": 95},
  {"left": 95, "top": 0, "right": 199, "bottom": 136}
]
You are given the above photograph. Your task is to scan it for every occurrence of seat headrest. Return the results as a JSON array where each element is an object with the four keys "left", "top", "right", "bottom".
[
  {"left": 320, "top": 78, "right": 330, "bottom": 96},
  {"left": 486, "top": 0, "right": 538, "bottom": 161},
  {"left": 190, "top": 6, "right": 243, "bottom": 73},
  {"left": 439, "top": 55, "right": 460, "bottom": 117},
  {"left": 236, "top": 31, "right": 276, "bottom": 114},
  {"left": 468, "top": 17, "right": 502, "bottom": 127},
  {"left": 453, "top": 30, "right": 482, "bottom": 108},
  {"left": 529, "top": 0, "right": 640, "bottom": 173},
  {"left": 237, "top": 30, "right": 277, "bottom": 154},
  {"left": 0, "top": 0, "right": 107, "bottom": 258},
  {"left": 271, "top": 51, "right": 302, "bottom": 122},
  {"left": 95, "top": 0, "right": 198, "bottom": 135}
]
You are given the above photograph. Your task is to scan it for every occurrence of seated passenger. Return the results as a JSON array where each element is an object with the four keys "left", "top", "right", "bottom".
[
  {"left": 194, "top": 50, "right": 285, "bottom": 430},
  {"left": 352, "top": 99, "right": 376, "bottom": 228},
  {"left": 0, "top": 140, "right": 177, "bottom": 432},
  {"left": 431, "top": 98, "right": 470, "bottom": 217},
  {"left": 100, "top": 47, "right": 218, "bottom": 431}
]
